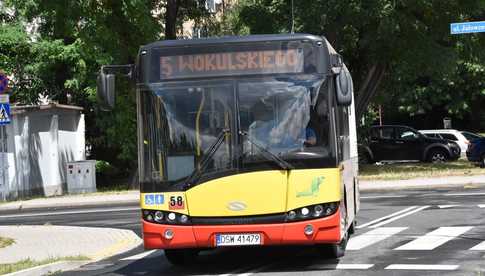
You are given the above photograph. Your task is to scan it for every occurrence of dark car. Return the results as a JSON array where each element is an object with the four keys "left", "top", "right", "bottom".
[
  {"left": 466, "top": 137, "right": 485, "bottom": 167},
  {"left": 359, "top": 125, "right": 460, "bottom": 164}
]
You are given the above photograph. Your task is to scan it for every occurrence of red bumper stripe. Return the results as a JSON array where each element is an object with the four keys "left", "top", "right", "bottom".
[{"left": 143, "top": 210, "right": 341, "bottom": 249}]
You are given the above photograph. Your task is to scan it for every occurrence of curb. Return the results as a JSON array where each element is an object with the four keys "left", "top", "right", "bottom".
[
  {"left": 5, "top": 261, "right": 90, "bottom": 276},
  {"left": 359, "top": 180, "right": 485, "bottom": 192},
  {"left": 0, "top": 193, "right": 140, "bottom": 213}
]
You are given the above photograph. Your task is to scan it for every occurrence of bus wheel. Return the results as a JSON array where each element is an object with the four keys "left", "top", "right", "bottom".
[
  {"left": 164, "top": 249, "right": 198, "bottom": 266},
  {"left": 317, "top": 232, "right": 348, "bottom": 259}
]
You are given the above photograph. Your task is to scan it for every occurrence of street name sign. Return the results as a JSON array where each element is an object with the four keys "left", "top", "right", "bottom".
[{"left": 451, "top": 21, "right": 485, "bottom": 34}]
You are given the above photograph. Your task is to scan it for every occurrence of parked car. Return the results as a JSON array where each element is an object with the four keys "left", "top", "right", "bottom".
[
  {"left": 466, "top": 137, "right": 485, "bottom": 167},
  {"left": 359, "top": 125, "right": 460, "bottom": 164},
  {"left": 419, "top": 129, "right": 482, "bottom": 155}
]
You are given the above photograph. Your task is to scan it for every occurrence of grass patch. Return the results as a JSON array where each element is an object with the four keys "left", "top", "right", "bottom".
[
  {"left": 0, "top": 255, "right": 89, "bottom": 275},
  {"left": 359, "top": 159, "right": 485, "bottom": 181},
  {"left": 0, "top": 237, "right": 14, "bottom": 249}
]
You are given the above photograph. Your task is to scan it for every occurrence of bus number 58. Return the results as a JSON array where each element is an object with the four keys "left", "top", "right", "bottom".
[{"left": 169, "top": 196, "right": 184, "bottom": 209}]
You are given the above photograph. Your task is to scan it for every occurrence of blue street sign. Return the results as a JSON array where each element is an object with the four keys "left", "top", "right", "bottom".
[
  {"left": 0, "top": 72, "right": 8, "bottom": 94},
  {"left": 451, "top": 21, "right": 485, "bottom": 34},
  {"left": 0, "top": 103, "right": 11, "bottom": 125}
]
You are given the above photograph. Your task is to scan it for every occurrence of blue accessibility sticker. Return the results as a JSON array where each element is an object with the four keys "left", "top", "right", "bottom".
[{"left": 145, "top": 194, "right": 164, "bottom": 205}]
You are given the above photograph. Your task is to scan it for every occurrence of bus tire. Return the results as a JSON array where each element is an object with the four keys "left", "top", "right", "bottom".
[
  {"left": 317, "top": 231, "right": 348, "bottom": 259},
  {"left": 164, "top": 249, "right": 198, "bottom": 266}
]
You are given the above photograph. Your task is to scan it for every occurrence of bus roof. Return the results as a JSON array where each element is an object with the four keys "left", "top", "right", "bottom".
[{"left": 141, "top": 33, "right": 326, "bottom": 50}]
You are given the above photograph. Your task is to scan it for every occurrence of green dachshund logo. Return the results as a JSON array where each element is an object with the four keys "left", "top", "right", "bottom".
[{"left": 297, "top": 176, "right": 324, "bottom": 197}]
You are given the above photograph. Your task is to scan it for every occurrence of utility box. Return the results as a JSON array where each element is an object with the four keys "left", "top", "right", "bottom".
[{"left": 66, "top": 160, "right": 96, "bottom": 194}]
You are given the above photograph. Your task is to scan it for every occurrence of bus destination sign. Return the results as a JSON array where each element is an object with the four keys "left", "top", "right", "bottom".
[{"left": 160, "top": 49, "right": 304, "bottom": 79}]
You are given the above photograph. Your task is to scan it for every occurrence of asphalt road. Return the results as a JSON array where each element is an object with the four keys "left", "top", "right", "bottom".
[{"left": 1, "top": 186, "right": 485, "bottom": 276}]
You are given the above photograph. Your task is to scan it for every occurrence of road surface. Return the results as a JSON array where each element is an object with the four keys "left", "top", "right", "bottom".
[{"left": 1, "top": 186, "right": 484, "bottom": 275}]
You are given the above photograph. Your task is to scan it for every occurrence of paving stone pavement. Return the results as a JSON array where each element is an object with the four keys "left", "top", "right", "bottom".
[{"left": 0, "top": 225, "right": 142, "bottom": 264}]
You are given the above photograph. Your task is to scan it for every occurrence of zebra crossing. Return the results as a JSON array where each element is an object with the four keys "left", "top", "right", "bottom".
[{"left": 348, "top": 225, "right": 485, "bottom": 251}]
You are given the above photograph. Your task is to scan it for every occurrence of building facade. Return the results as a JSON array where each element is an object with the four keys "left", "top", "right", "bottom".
[{"left": 0, "top": 104, "right": 85, "bottom": 200}]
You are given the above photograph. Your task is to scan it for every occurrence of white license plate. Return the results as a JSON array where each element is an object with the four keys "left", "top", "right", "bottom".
[{"left": 215, "top": 233, "right": 262, "bottom": 246}]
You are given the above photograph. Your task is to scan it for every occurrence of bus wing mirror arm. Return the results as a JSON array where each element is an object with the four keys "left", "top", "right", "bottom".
[{"left": 97, "top": 64, "right": 134, "bottom": 111}]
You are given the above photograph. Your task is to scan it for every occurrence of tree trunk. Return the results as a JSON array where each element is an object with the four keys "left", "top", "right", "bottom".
[
  {"left": 355, "top": 63, "right": 387, "bottom": 119},
  {"left": 165, "top": 0, "right": 179, "bottom": 39}
]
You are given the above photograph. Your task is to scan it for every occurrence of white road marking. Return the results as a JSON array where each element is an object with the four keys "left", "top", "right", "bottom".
[
  {"left": 335, "top": 264, "right": 374, "bottom": 269},
  {"left": 478, "top": 205, "right": 485, "bottom": 208},
  {"left": 347, "top": 227, "right": 408, "bottom": 250},
  {"left": 469, "top": 241, "right": 485, "bottom": 250},
  {"left": 394, "top": 226, "right": 473, "bottom": 250},
  {"left": 437, "top": 205, "right": 460, "bottom": 209},
  {"left": 385, "top": 264, "right": 459, "bottom": 270},
  {"left": 356, "top": 206, "right": 418, "bottom": 229},
  {"left": 120, "top": 250, "right": 157, "bottom": 261},
  {"left": 360, "top": 195, "right": 407, "bottom": 199},
  {"left": 0, "top": 207, "right": 140, "bottom": 219},
  {"left": 317, "top": 264, "right": 374, "bottom": 269},
  {"left": 445, "top": 192, "right": 485, "bottom": 196},
  {"left": 369, "top": 206, "right": 430, "bottom": 228}
]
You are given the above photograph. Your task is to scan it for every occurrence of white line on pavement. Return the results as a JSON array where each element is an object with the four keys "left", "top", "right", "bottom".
[
  {"left": 369, "top": 206, "right": 429, "bottom": 228},
  {"left": 385, "top": 264, "right": 459, "bottom": 270},
  {"left": 356, "top": 206, "right": 418, "bottom": 229},
  {"left": 317, "top": 264, "right": 374, "bottom": 270},
  {"left": 335, "top": 264, "right": 375, "bottom": 269},
  {"left": 120, "top": 250, "right": 157, "bottom": 261},
  {"left": 347, "top": 227, "right": 408, "bottom": 250},
  {"left": 437, "top": 205, "right": 460, "bottom": 209},
  {"left": 0, "top": 207, "right": 139, "bottom": 219},
  {"left": 360, "top": 195, "right": 407, "bottom": 199},
  {"left": 445, "top": 192, "right": 485, "bottom": 196},
  {"left": 394, "top": 226, "right": 473, "bottom": 250},
  {"left": 469, "top": 241, "right": 485, "bottom": 250},
  {"left": 478, "top": 205, "right": 485, "bottom": 208}
]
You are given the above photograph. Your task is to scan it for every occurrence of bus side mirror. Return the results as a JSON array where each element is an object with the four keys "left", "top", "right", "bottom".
[
  {"left": 335, "top": 65, "right": 353, "bottom": 106},
  {"left": 97, "top": 70, "right": 115, "bottom": 111}
]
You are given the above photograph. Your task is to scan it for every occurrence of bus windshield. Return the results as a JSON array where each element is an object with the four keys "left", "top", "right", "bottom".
[{"left": 139, "top": 75, "right": 335, "bottom": 190}]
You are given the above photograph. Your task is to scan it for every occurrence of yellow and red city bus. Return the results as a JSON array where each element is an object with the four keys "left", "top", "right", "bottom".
[{"left": 98, "top": 34, "right": 359, "bottom": 265}]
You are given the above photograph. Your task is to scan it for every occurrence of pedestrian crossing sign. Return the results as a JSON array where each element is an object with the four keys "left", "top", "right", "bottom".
[{"left": 0, "top": 103, "right": 11, "bottom": 125}]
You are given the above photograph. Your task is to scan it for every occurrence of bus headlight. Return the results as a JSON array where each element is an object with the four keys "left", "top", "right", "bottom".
[
  {"left": 286, "top": 202, "right": 339, "bottom": 222},
  {"left": 167, "top": 212, "right": 176, "bottom": 221},
  {"left": 314, "top": 205, "right": 324, "bottom": 216},
  {"left": 301, "top": 207, "right": 310, "bottom": 217},
  {"left": 179, "top": 214, "right": 189, "bottom": 223},
  {"left": 154, "top": 211, "right": 164, "bottom": 222},
  {"left": 142, "top": 210, "right": 192, "bottom": 225}
]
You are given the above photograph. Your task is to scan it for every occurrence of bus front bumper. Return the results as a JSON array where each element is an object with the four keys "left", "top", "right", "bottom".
[{"left": 142, "top": 210, "right": 341, "bottom": 249}]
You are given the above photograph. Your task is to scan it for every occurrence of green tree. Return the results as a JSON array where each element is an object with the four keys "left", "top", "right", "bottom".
[{"left": 232, "top": 0, "right": 485, "bottom": 120}]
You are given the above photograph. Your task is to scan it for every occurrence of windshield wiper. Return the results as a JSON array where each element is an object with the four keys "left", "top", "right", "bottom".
[
  {"left": 239, "top": 131, "right": 294, "bottom": 170},
  {"left": 184, "top": 128, "right": 230, "bottom": 189}
]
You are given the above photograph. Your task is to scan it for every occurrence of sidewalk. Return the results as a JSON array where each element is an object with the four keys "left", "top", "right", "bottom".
[{"left": 0, "top": 225, "right": 142, "bottom": 276}]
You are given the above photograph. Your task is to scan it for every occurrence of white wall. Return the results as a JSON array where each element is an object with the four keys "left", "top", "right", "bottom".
[{"left": 3, "top": 107, "right": 86, "bottom": 200}]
